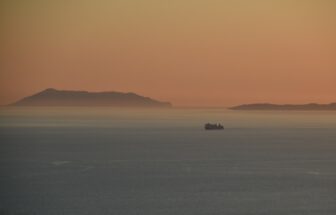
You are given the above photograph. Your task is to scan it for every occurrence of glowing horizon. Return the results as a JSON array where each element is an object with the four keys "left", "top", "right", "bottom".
[{"left": 1, "top": 0, "right": 335, "bottom": 106}]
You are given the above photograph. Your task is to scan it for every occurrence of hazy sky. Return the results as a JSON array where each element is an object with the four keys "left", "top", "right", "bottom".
[{"left": 1, "top": 0, "right": 335, "bottom": 106}]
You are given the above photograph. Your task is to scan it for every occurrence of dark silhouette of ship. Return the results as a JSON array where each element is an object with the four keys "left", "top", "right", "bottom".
[{"left": 205, "top": 123, "right": 224, "bottom": 130}]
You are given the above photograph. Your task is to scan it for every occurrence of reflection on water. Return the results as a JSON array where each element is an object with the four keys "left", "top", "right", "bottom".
[
  {"left": 0, "top": 107, "right": 336, "bottom": 215},
  {"left": 1, "top": 107, "right": 336, "bottom": 129}
]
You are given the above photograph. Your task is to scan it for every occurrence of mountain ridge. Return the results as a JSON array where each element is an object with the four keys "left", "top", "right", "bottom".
[{"left": 11, "top": 88, "right": 172, "bottom": 108}]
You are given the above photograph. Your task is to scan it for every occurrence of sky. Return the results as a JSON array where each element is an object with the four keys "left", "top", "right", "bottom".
[{"left": 1, "top": 0, "right": 335, "bottom": 107}]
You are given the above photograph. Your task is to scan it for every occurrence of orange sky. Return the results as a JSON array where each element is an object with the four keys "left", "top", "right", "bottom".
[{"left": 1, "top": 0, "right": 335, "bottom": 107}]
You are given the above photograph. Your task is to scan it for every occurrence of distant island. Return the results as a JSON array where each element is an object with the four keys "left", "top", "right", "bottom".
[
  {"left": 11, "top": 88, "right": 172, "bottom": 108},
  {"left": 230, "top": 103, "right": 336, "bottom": 111}
]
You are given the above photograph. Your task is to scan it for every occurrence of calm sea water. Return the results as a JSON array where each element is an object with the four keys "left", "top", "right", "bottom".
[{"left": 0, "top": 107, "right": 336, "bottom": 215}]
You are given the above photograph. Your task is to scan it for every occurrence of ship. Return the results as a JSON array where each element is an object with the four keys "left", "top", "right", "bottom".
[{"left": 204, "top": 123, "right": 224, "bottom": 130}]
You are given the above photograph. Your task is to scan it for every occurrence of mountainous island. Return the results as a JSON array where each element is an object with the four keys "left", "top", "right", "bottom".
[
  {"left": 230, "top": 103, "right": 336, "bottom": 111},
  {"left": 11, "top": 88, "right": 172, "bottom": 108}
]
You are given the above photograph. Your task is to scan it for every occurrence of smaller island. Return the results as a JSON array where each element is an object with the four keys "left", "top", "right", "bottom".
[
  {"left": 10, "top": 88, "right": 172, "bottom": 108},
  {"left": 230, "top": 103, "right": 336, "bottom": 111}
]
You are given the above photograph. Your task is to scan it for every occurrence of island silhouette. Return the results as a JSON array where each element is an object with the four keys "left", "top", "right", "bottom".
[
  {"left": 11, "top": 88, "right": 172, "bottom": 108},
  {"left": 230, "top": 103, "right": 336, "bottom": 111}
]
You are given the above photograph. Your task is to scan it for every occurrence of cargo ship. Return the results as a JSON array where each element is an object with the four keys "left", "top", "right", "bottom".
[{"left": 204, "top": 123, "right": 224, "bottom": 130}]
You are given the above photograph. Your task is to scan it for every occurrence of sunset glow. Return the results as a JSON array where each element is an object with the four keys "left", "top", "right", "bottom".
[{"left": 1, "top": 0, "right": 335, "bottom": 106}]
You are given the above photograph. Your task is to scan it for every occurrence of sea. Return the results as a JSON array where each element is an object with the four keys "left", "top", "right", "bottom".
[{"left": 0, "top": 107, "right": 335, "bottom": 215}]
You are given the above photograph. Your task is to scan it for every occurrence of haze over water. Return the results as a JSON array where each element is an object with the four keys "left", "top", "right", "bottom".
[{"left": 0, "top": 107, "right": 336, "bottom": 215}]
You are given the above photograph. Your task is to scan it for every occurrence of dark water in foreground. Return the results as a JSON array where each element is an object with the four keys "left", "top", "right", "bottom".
[{"left": 0, "top": 107, "right": 336, "bottom": 215}]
